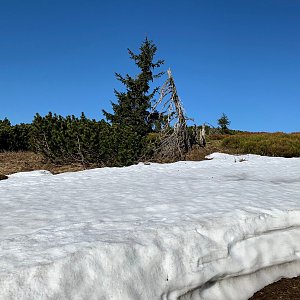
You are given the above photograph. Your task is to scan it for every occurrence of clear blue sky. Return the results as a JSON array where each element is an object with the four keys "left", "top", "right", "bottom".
[{"left": 1, "top": 0, "right": 299, "bottom": 132}]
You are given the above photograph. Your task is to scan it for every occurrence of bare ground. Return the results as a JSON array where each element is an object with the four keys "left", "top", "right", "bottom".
[
  {"left": 0, "top": 151, "right": 86, "bottom": 175},
  {"left": 249, "top": 276, "right": 300, "bottom": 300}
]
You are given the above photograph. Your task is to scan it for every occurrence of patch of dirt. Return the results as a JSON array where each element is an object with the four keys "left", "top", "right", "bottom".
[
  {"left": 0, "top": 173, "right": 8, "bottom": 180},
  {"left": 0, "top": 151, "right": 87, "bottom": 175},
  {"left": 249, "top": 276, "right": 300, "bottom": 300}
]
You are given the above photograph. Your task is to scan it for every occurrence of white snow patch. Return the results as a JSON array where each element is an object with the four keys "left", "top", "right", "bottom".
[
  {"left": 0, "top": 153, "right": 300, "bottom": 299},
  {"left": 8, "top": 170, "right": 53, "bottom": 178}
]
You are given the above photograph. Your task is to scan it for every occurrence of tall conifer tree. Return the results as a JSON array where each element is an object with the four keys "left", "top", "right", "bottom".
[{"left": 103, "top": 38, "right": 164, "bottom": 136}]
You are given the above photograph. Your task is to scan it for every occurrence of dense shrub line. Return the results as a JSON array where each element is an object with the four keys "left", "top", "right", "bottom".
[
  {"left": 32, "top": 113, "right": 147, "bottom": 166},
  {"left": 0, "top": 118, "right": 31, "bottom": 152},
  {"left": 1, "top": 114, "right": 148, "bottom": 167},
  {"left": 2, "top": 116, "right": 300, "bottom": 166}
]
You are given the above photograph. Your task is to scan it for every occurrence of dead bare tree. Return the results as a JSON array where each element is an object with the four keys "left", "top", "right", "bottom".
[
  {"left": 199, "top": 123, "right": 206, "bottom": 147},
  {"left": 150, "top": 68, "right": 195, "bottom": 161}
]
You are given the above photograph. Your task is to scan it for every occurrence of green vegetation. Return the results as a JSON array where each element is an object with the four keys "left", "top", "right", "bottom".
[
  {"left": 103, "top": 37, "right": 164, "bottom": 135},
  {"left": 31, "top": 112, "right": 110, "bottom": 165},
  {"left": 221, "top": 133, "right": 300, "bottom": 158},
  {"left": 1, "top": 39, "right": 299, "bottom": 166},
  {"left": 217, "top": 113, "right": 230, "bottom": 133},
  {"left": 0, "top": 118, "right": 31, "bottom": 152}
]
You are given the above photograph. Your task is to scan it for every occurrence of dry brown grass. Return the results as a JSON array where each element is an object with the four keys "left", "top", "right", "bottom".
[
  {"left": 185, "top": 142, "right": 223, "bottom": 161},
  {"left": 0, "top": 151, "right": 87, "bottom": 175}
]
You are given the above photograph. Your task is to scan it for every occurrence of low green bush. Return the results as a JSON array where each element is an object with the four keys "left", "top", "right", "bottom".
[
  {"left": 222, "top": 133, "right": 300, "bottom": 157},
  {"left": 30, "top": 112, "right": 145, "bottom": 166}
]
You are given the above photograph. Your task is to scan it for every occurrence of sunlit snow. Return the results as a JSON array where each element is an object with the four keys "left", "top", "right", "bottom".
[{"left": 0, "top": 153, "right": 300, "bottom": 299}]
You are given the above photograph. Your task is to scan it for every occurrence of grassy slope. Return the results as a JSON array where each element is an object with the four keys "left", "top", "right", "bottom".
[{"left": 221, "top": 132, "right": 300, "bottom": 158}]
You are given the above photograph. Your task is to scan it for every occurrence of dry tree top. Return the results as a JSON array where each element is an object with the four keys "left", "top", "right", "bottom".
[
  {"left": 150, "top": 68, "right": 204, "bottom": 161},
  {"left": 152, "top": 68, "right": 192, "bottom": 132}
]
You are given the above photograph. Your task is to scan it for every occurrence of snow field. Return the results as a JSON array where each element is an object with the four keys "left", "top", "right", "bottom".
[{"left": 0, "top": 153, "right": 300, "bottom": 299}]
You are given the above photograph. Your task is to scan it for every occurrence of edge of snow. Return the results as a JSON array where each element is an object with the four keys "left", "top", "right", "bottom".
[{"left": 1, "top": 209, "right": 300, "bottom": 300}]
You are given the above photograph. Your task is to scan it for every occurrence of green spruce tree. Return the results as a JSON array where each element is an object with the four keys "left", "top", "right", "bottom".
[
  {"left": 218, "top": 113, "right": 231, "bottom": 133},
  {"left": 102, "top": 38, "right": 164, "bottom": 136}
]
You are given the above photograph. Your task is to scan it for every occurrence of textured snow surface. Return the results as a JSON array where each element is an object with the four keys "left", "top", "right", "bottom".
[{"left": 0, "top": 153, "right": 300, "bottom": 299}]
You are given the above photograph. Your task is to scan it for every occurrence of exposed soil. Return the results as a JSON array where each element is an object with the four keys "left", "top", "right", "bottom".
[
  {"left": 249, "top": 276, "right": 300, "bottom": 300},
  {"left": 0, "top": 173, "right": 8, "bottom": 180},
  {"left": 0, "top": 151, "right": 87, "bottom": 175}
]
